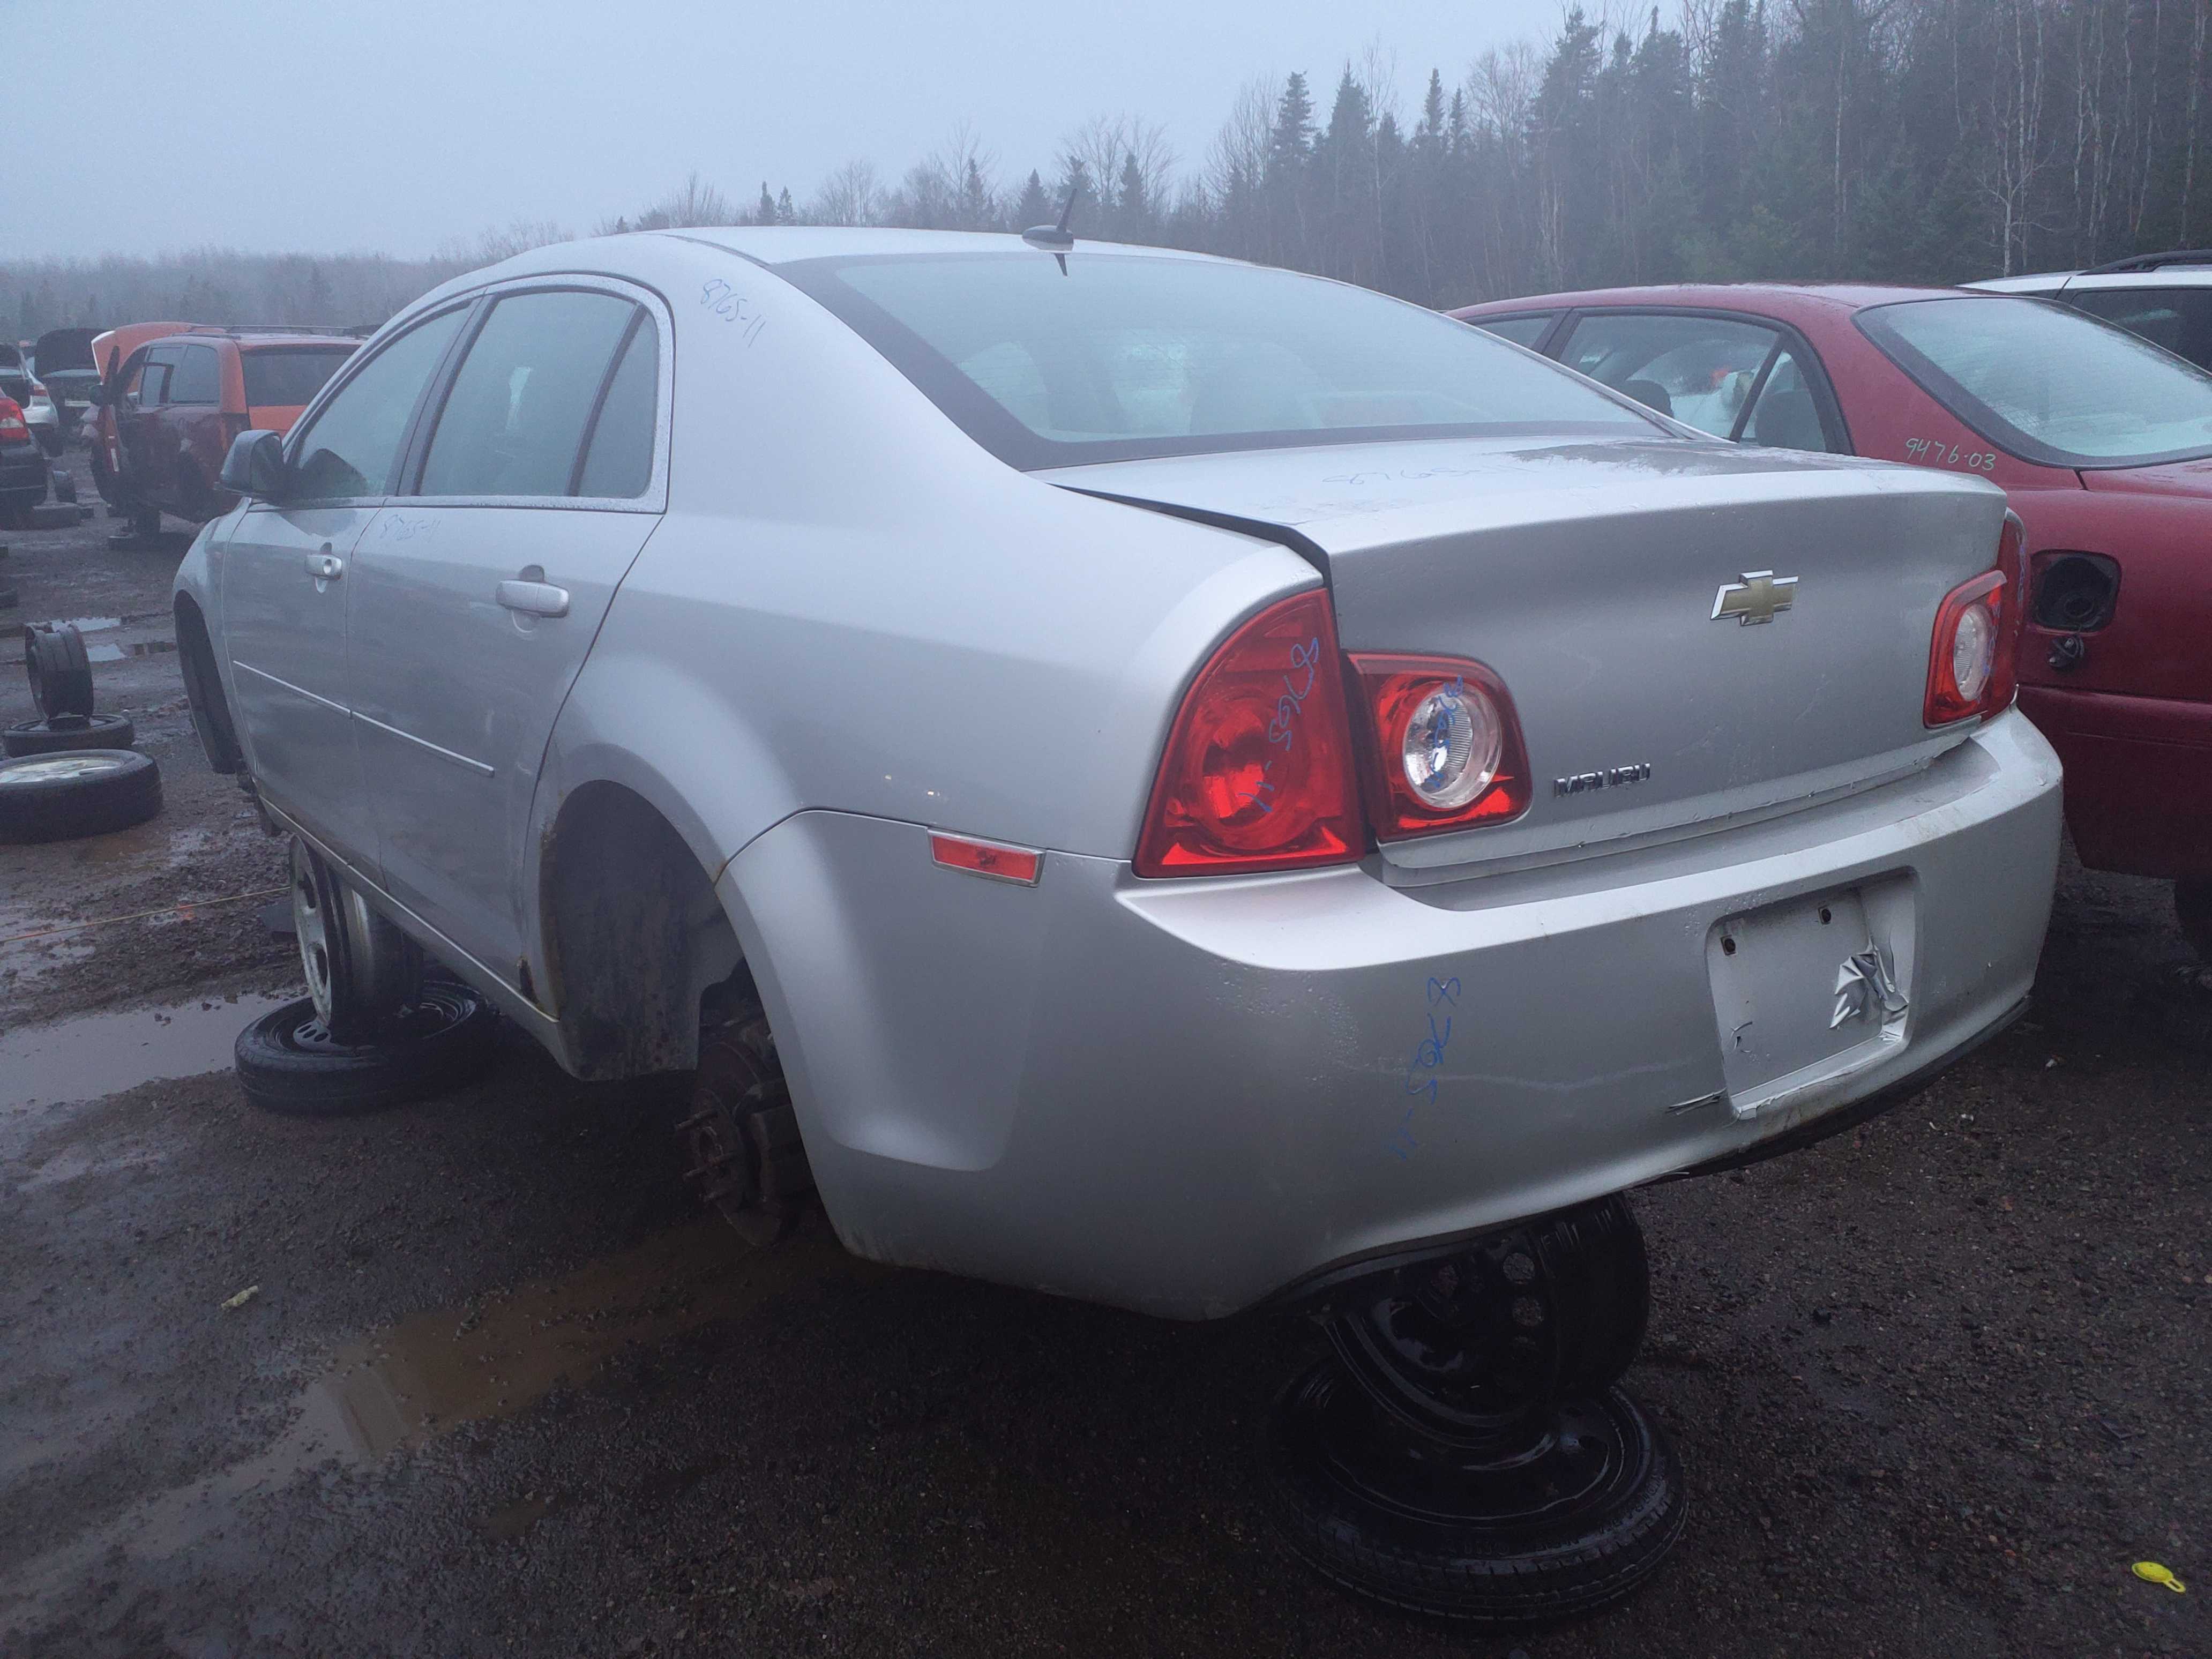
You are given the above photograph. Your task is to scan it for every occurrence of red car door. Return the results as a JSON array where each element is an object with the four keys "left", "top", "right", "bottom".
[{"left": 117, "top": 346, "right": 177, "bottom": 510}]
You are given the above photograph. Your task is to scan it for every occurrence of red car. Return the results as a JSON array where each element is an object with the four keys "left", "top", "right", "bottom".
[
  {"left": 1454, "top": 285, "right": 2211, "bottom": 955},
  {"left": 85, "top": 325, "right": 357, "bottom": 538}
]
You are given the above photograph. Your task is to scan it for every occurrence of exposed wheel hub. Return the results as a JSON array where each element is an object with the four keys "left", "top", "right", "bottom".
[{"left": 678, "top": 997, "right": 812, "bottom": 1247}]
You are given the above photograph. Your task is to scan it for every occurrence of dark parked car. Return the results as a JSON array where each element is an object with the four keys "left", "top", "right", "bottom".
[
  {"left": 88, "top": 325, "right": 357, "bottom": 537},
  {"left": 0, "top": 395, "right": 53, "bottom": 521},
  {"left": 1454, "top": 283, "right": 2212, "bottom": 955}
]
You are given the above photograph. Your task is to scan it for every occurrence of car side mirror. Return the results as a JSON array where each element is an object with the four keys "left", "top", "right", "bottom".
[{"left": 220, "top": 430, "right": 288, "bottom": 500}]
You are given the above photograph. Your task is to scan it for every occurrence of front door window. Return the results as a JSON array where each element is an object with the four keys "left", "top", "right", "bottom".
[{"left": 288, "top": 308, "right": 468, "bottom": 502}]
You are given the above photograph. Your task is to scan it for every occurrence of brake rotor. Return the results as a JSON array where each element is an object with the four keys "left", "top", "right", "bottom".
[{"left": 677, "top": 1007, "right": 811, "bottom": 1247}]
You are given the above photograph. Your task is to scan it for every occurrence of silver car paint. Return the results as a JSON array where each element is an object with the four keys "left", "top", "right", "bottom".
[
  {"left": 721, "top": 713, "right": 2057, "bottom": 1318},
  {"left": 175, "top": 229, "right": 2064, "bottom": 1319}
]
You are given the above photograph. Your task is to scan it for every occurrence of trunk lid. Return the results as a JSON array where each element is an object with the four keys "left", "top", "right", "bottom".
[{"left": 1044, "top": 435, "right": 2008, "bottom": 875}]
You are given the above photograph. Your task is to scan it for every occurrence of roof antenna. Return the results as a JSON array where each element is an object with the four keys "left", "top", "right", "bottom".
[{"left": 1022, "top": 190, "right": 1077, "bottom": 275}]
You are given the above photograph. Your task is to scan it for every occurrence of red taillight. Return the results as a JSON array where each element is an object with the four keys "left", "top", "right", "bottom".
[
  {"left": 1134, "top": 588, "right": 1364, "bottom": 877},
  {"left": 0, "top": 398, "right": 26, "bottom": 442},
  {"left": 1349, "top": 655, "right": 1533, "bottom": 836},
  {"left": 1924, "top": 515, "right": 2023, "bottom": 726}
]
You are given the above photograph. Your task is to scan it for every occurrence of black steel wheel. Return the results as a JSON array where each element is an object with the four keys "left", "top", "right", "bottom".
[
  {"left": 23, "top": 622, "right": 94, "bottom": 718},
  {"left": 233, "top": 981, "right": 498, "bottom": 1117},
  {"left": 1329, "top": 1194, "right": 1650, "bottom": 1445},
  {"left": 1265, "top": 1357, "right": 1687, "bottom": 1627},
  {"left": 2178, "top": 879, "right": 2212, "bottom": 961},
  {"left": 0, "top": 749, "right": 160, "bottom": 842},
  {"left": 3, "top": 712, "right": 134, "bottom": 757}
]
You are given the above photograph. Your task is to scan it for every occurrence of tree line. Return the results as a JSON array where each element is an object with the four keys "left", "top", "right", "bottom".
[{"left": 9, "top": 0, "right": 2211, "bottom": 337}]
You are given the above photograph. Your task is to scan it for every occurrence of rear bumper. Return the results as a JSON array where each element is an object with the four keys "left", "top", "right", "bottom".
[
  {"left": 0, "top": 443, "right": 48, "bottom": 502},
  {"left": 724, "top": 711, "right": 2062, "bottom": 1320},
  {"left": 2019, "top": 684, "right": 2212, "bottom": 880}
]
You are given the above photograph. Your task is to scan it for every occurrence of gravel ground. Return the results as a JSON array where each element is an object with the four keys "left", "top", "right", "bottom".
[{"left": 0, "top": 483, "right": 2205, "bottom": 1658}]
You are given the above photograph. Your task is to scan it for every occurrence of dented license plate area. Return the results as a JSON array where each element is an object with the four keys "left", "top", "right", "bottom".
[{"left": 1706, "top": 877, "right": 1915, "bottom": 1118}]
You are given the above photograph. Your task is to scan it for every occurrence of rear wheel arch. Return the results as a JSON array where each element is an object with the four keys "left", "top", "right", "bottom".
[
  {"left": 173, "top": 592, "right": 243, "bottom": 773},
  {"left": 537, "top": 780, "right": 743, "bottom": 1080}
]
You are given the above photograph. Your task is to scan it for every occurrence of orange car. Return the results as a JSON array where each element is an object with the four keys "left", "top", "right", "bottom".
[{"left": 86, "top": 324, "right": 358, "bottom": 537}]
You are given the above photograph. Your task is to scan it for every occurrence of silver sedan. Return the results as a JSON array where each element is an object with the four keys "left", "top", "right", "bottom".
[{"left": 174, "top": 229, "right": 2062, "bottom": 1320}]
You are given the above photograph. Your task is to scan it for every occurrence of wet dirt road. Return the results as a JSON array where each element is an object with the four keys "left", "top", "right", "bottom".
[{"left": 2, "top": 498, "right": 2208, "bottom": 1658}]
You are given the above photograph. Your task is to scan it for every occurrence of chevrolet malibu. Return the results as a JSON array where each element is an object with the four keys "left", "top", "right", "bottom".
[{"left": 173, "top": 229, "right": 2061, "bottom": 1322}]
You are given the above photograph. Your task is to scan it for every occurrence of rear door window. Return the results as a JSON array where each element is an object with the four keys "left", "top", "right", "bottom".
[
  {"left": 1557, "top": 312, "right": 1783, "bottom": 438},
  {"left": 169, "top": 344, "right": 221, "bottom": 405},
  {"left": 244, "top": 347, "right": 354, "bottom": 409},
  {"left": 1736, "top": 350, "right": 1838, "bottom": 452},
  {"left": 417, "top": 290, "right": 639, "bottom": 498},
  {"left": 574, "top": 314, "right": 659, "bottom": 498},
  {"left": 1470, "top": 313, "right": 1555, "bottom": 348},
  {"left": 288, "top": 307, "right": 469, "bottom": 502}
]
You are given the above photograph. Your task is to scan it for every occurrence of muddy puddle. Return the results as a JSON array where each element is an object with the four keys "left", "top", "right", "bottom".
[
  {"left": 0, "top": 991, "right": 297, "bottom": 1113},
  {"left": 316, "top": 1214, "right": 869, "bottom": 1458},
  {"left": 1, "top": 1217, "right": 868, "bottom": 1603},
  {"left": 84, "top": 637, "right": 177, "bottom": 663}
]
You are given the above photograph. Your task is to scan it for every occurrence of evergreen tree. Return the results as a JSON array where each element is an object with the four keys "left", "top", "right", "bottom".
[
  {"left": 1264, "top": 71, "right": 1317, "bottom": 263},
  {"left": 776, "top": 188, "right": 797, "bottom": 226},
  {"left": 1013, "top": 169, "right": 1052, "bottom": 229},
  {"left": 1117, "top": 151, "right": 1152, "bottom": 241},
  {"left": 958, "top": 159, "right": 997, "bottom": 230},
  {"left": 758, "top": 182, "right": 779, "bottom": 226},
  {"left": 1058, "top": 158, "right": 1096, "bottom": 228}
]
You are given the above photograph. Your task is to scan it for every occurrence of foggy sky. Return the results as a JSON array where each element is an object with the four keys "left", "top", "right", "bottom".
[{"left": 7, "top": 0, "right": 1579, "bottom": 260}]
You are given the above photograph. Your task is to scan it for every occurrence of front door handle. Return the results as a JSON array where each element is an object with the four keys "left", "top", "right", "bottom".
[
  {"left": 496, "top": 579, "right": 570, "bottom": 618},
  {"left": 307, "top": 552, "right": 343, "bottom": 581}
]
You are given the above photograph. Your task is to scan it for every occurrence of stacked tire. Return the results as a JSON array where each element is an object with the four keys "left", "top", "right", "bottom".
[{"left": 1, "top": 622, "right": 161, "bottom": 843}]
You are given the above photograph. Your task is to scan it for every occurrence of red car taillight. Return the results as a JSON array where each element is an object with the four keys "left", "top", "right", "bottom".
[
  {"left": 1133, "top": 589, "right": 1365, "bottom": 877},
  {"left": 1924, "top": 515, "right": 2023, "bottom": 726},
  {"left": 1349, "top": 655, "right": 1532, "bottom": 836},
  {"left": 0, "top": 398, "right": 27, "bottom": 443}
]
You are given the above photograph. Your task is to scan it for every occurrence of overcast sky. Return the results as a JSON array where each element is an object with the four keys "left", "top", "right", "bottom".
[{"left": 8, "top": 0, "right": 1581, "bottom": 261}]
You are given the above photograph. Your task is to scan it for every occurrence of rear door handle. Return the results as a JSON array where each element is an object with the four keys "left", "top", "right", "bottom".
[
  {"left": 496, "top": 579, "right": 570, "bottom": 618},
  {"left": 307, "top": 552, "right": 343, "bottom": 581}
]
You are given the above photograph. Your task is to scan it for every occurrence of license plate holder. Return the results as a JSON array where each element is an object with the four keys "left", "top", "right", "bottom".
[{"left": 1707, "top": 879, "right": 1914, "bottom": 1116}]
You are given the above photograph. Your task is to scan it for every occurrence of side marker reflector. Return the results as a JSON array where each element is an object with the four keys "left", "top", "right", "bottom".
[{"left": 930, "top": 833, "right": 1042, "bottom": 886}]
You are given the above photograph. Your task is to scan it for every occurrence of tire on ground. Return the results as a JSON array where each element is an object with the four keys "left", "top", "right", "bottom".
[
  {"left": 234, "top": 980, "right": 500, "bottom": 1117},
  {"left": 1264, "top": 1362, "right": 1688, "bottom": 1627},
  {"left": 4, "top": 712, "right": 136, "bottom": 757},
  {"left": 2178, "top": 879, "right": 2212, "bottom": 960},
  {"left": 24, "top": 623, "right": 95, "bottom": 718},
  {"left": 0, "top": 749, "right": 161, "bottom": 842}
]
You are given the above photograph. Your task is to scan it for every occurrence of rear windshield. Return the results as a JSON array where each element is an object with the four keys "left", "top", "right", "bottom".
[
  {"left": 1857, "top": 295, "right": 2212, "bottom": 468},
  {"left": 776, "top": 252, "right": 1658, "bottom": 468},
  {"left": 243, "top": 347, "right": 355, "bottom": 409}
]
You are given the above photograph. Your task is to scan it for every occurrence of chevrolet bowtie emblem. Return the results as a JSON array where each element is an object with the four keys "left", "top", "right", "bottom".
[{"left": 1711, "top": 570, "right": 1799, "bottom": 625}]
